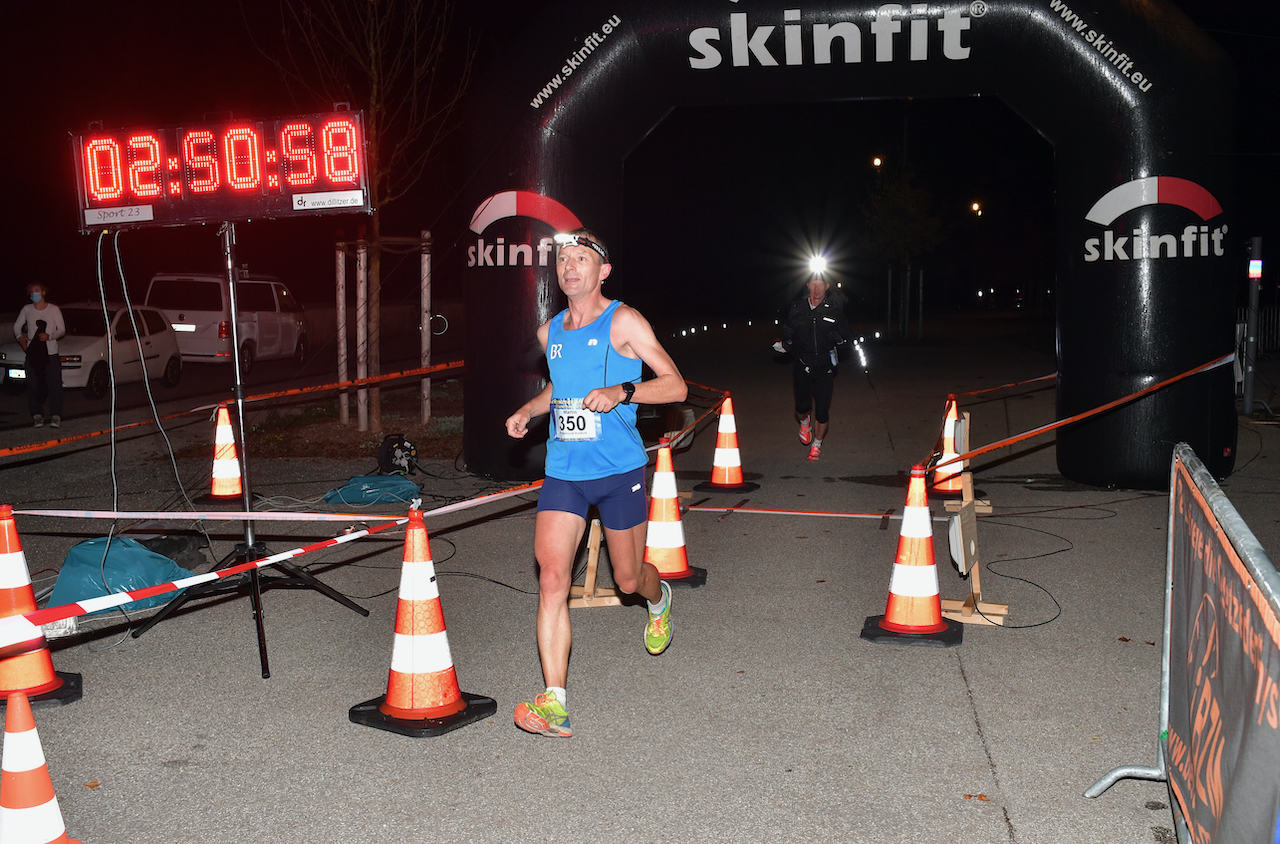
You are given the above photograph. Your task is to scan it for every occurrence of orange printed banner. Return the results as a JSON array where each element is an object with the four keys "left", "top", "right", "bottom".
[{"left": 1166, "top": 449, "right": 1280, "bottom": 843}]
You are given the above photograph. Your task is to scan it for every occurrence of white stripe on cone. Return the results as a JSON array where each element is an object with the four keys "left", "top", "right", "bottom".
[
  {"left": 0, "top": 799, "right": 67, "bottom": 844},
  {"left": 713, "top": 448, "right": 741, "bottom": 468},
  {"left": 650, "top": 473, "right": 678, "bottom": 499},
  {"left": 887, "top": 562, "right": 941, "bottom": 598},
  {"left": 397, "top": 561, "right": 440, "bottom": 602},
  {"left": 212, "top": 462, "right": 240, "bottom": 479},
  {"left": 0, "top": 553, "right": 32, "bottom": 590},
  {"left": 899, "top": 506, "right": 932, "bottom": 539},
  {"left": 1, "top": 728, "right": 45, "bottom": 773},
  {"left": 389, "top": 630, "right": 453, "bottom": 675},
  {"left": 645, "top": 520, "right": 685, "bottom": 549},
  {"left": 718, "top": 414, "right": 737, "bottom": 434}
]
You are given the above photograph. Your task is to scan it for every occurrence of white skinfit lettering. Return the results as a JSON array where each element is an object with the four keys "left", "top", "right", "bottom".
[
  {"left": 1083, "top": 224, "right": 1228, "bottom": 262},
  {"left": 689, "top": 6, "right": 971, "bottom": 70},
  {"left": 468, "top": 236, "right": 555, "bottom": 268}
]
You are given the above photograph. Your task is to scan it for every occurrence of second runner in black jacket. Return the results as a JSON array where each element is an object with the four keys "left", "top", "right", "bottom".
[{"left": 781, "top": 274, "right": 852, "bottom": 461}]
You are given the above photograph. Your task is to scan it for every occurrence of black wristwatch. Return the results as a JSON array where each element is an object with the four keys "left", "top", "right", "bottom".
[{"left": 620, "top": 381, "right": 636, "bottom": 404}]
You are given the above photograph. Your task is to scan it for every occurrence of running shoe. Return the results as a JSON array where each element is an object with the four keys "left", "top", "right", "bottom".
[
  {"left": 645, "top": 580, "right": 673, "bottom": 655},
  {"left": 32, "top": 415, "right": 42, "bottom": 429},
  {"left": 807, "top": 443, "right": 821, "bottom": 461},
  {"left": 514, "top": 691, "right": 572, "bottom": 737},
  {"left": 798, "top": 418, "right": 813, "bottom": 445}
]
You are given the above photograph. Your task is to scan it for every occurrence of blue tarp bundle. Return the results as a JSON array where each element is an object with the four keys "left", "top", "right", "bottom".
[
  {"left": 324, "top": 475, "right": 421, "bottom": 506},
  {"left": 48, "top": 536, "right": 196, "bottom": 613}
]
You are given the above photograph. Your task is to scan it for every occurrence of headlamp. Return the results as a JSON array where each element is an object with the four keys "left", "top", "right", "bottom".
[
  {"left": 554, "top": 232, "right": 609, "bottom": 262},
  {"left": 808, "top": 255, "right": 827, "bottom": 275}
]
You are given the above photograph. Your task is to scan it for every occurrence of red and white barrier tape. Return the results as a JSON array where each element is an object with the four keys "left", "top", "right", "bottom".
[
  {"left": 687, "top": 505, "right": 948, "bottom": 522},
  {"left": 932, "top": 352, "right": 1236, "bottom": 470},
  {"left": 12, "top": 480, "right": 545, "bottom": 524},
  {"left": 0, "top": 481, "right": 546, "bottom": 656}
]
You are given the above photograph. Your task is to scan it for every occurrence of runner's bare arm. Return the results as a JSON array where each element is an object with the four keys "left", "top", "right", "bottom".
[
  {"left": 583, "top": 305, "right": 687, "bottom": 412},
  {"left": 506, "top": 321, "right": 554, "bottom": 438}
]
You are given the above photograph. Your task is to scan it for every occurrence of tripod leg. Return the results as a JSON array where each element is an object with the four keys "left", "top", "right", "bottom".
[
  {"left": 267, "top": 560, "right": 370, "bottom": 616},
  {"left": 249, "top": 568, "right": 270, "bottom": 679}
]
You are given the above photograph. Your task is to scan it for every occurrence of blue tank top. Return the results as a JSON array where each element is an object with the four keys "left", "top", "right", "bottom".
[{"left": 545, "top": 299, "right": 646, "bottom": 480}]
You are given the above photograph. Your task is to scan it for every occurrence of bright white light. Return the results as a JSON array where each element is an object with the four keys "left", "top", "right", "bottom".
[
  {"left": 690, "top": 327, "right": 696, "bottom": 334},
  {"left": 873, "top": 157, "right": 882, "bottom": 167},
  {"left": 977, "top": 291, "right": 984, "bottom": 298},
  {"left": 748, "top": 321, "right": 752, "bottom": 326},
  {"left": 874, "top": 331, "right": 880, "bottom": 339},
  {"left": 859, "top": 336, "right": 865, "bottom": 343},
  {"left": 722, "top": 323, "right": 727, "bottom": 329},
  {"left": 809, "top": 256, "right": 827, "bottom": 274},
  {"left": 775, "top": 319, "right": 779, "bottom": 325}
]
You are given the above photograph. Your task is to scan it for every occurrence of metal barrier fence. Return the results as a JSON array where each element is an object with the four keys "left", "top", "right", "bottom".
[
  {"left": 1086, "top": 444, "right": 1280, "bottom": 843},
  {"left": 1237, "top": 305, "right": 1280, "bottom": 355}
]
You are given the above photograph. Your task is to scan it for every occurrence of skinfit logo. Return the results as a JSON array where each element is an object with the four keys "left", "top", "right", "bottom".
[
  {"left": 467, "top": 190, "right": 583, "bottom": 269},
  {"left": 1083, "top": 176, "right": 1227, "bottom": 263},
  {"left": 688, "top": 5, "right": 974, "bottom": 70}
]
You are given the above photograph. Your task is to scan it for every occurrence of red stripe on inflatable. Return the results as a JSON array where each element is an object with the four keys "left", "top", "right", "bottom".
[
  {"left": 513, "top": 191, "right": 581, "bottom": 233},
  {"left": 1157, "top": 177, "right": 1223, "bottom": 221}
]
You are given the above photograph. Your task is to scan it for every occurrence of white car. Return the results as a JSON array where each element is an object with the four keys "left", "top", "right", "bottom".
[
  {"left": 144, "top": 273, "right": 308, "bottom": 374},
  {"left": 1, "top": 303, "right": 182, "bottom": 399}
]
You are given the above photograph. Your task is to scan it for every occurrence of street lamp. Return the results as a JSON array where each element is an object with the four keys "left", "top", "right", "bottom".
[{"left": 971, "top": 201, "right": 982, "bottom": 217}]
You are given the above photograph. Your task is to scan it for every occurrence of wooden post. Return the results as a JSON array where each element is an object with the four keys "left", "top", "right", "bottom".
[
  {"left": 336, "top": 245, "right": 348, "bottom": 426},
  {"left": 356, "top": 238, "right": 368, "bottom": 432},
  {"left": 421, "top": 230, "right": 432, "bottom": 425}
]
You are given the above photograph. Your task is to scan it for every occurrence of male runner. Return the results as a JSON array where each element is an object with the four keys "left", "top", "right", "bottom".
[{"left": 505, "top": 227, "right": 687, "bottom": 737}]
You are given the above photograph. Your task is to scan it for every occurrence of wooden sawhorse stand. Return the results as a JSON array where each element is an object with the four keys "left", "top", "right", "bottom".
[
  {"left": 940, "top": 472, "right": 1009, "bottom": 626},
  {"left": 568, "top": 519, "right": 622, "bottom": 608}
]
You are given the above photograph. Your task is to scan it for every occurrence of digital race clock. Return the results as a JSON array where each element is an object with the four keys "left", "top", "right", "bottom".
[{"left": 72, "top": 111, "right": 372, "bottom": 233}]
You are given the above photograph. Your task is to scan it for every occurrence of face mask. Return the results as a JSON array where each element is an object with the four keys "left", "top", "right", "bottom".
[{"left": 30, "top": 293, "right": 42, "bottom": 304}]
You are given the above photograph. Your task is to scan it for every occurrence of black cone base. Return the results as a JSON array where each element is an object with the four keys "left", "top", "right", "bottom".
[
  {"left": 0, "top": 672, "right": 84, "bottom": 708},
  {"left": 194, "top": 494, "right": 244, "bottom": 509},
  {"left": 860, "top": 615, "right": 963, "bottom": 648},
  {"left": 349, "top": 691, "right": 497, "bottom": 737},
  {"left": 663, "top": 566, "right": 707, "bottom": 589},
  {"left": 693, "top": 481, "right": 760, "bottom": 493}
]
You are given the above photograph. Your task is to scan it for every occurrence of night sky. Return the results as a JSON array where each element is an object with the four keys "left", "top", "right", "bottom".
[{"left": 4, "top": 1, "right": 1278, "bottom": 328}]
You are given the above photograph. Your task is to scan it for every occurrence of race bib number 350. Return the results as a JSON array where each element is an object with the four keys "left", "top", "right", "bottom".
[{"left": 551, "top": 398, "right": 600, "bottom": 442}]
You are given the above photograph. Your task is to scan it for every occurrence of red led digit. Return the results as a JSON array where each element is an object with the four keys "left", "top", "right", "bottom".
[
  {"left": 223, "top": 127, "right": 262, "bottom": 191},
  {"left": 281, "top": 122, "right": 317, "bottom": 187},
  {"left": 84, "top": 138, "right": 124, "bottom": 201},
  {"left": 127, "top": 134, "right": 162, "bottom": 198},
  {"left": 183, "top": 129, "right": 220, "bottom": 194},
  {"left": 322, "top": 119, "right": 360, "bottom": 184}
]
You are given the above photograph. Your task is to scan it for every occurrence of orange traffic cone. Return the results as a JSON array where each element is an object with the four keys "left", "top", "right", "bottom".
[
  {"left": 861, "top": 466, "right": 962, "bottom": 647},
  {"left": 208, "top": 403, "right": 242, "bottom": 500},
  {"left": 931, "top": 395, "right": 965, "bottom": 497},
  {"left": 694, "top": 393, "right": 759, "bottom": 492},
  {"left": 645, "top": 440, "right": 705, "bottom": 587},
  {"left": 349, "top": 508, "right": 496, "bottom": 737},
  {"left": 0, "top": 507, "right": 80, "bottom": 708},
  {"left": 0, "top": 692, "right": 82, "bottom": 844}
]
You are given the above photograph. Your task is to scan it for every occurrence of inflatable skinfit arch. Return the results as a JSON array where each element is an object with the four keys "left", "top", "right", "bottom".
[{"left": 460, "top": 0, "right": 1237, "bottom": 489}]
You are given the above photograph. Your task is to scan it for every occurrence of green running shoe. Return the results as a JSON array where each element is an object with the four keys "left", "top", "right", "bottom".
[
  {"left": 514, "top": 691, "right": 572, "bottom": 737},
  {"left": 645, "top": 580, "right": 674, "bottom": 655}
]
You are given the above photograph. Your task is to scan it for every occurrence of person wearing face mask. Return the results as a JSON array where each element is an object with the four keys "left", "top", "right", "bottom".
[{"left": 13, "top": 283, "right": 65, "bottom": 428}]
